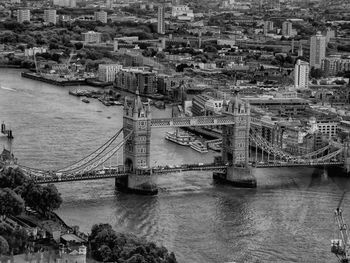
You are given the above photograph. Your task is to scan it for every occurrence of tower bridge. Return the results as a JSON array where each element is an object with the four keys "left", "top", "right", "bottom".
[{"left": 13, "top": 92, "right": 350, "bottom": 195}]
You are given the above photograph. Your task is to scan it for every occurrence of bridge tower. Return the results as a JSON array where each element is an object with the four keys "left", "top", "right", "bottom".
[
  {"left": 214, "top": 96, "right": 257, "bottom": 187},
  {"left": 115, "top": 91, "right": 158, "bottom": 195}
]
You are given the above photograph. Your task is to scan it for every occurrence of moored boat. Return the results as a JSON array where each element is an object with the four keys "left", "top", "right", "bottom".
[
  {"left": 190, "top": 140, "right": 208, "bottom": 153},
  {"left": 165, "top": 129, "right": 195, "bottom": 146}
]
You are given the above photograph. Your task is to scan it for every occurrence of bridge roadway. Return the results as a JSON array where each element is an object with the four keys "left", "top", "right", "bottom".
[
  {"left": 32, "top": 163, "right": 229, "bottom": 184},
  {"left": 254, "top": 161, "right": 344, "bottom": 168},
  {"left": 30, "top": 161, "right": 345, "bottom": 184}
]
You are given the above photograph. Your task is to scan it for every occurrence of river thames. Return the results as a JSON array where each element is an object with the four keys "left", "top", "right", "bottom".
[{"left": 0, "top": 68, "right": 349, "bottom": 263}]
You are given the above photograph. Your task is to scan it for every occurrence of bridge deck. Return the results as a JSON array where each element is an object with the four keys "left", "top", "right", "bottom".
[{"left": 151, "top": 116, "right": 235, "bottom": 128}]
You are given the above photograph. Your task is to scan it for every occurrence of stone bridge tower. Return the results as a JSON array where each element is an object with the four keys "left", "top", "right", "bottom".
[
  {"left": 214, "top": 95, "right": 257, "bottom": 187},
  {"left": 115, "top": 91, "right": 157, "bottom": 195}
]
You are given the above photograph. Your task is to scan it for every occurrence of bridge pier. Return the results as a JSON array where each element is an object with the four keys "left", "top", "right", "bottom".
[
  {"left": 115, "top": 172, "right": 158, "bottom": 195},
  {"left": 213, "top": 96, "right": 257, "bottom": 188},
  {"left": 213, "top": 166, "right": 256, "bottom": 188}
]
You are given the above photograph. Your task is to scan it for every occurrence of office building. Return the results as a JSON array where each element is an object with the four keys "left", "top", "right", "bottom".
[
  {"left": 282, "top": 21, "right": 293, "bottom": 37},
  {"left": 310, "top": 32, "right": 326, "bottom": 69},
  {"left": 157, "top": 5, "right": 165, "bottom": 34},
  {"left": 94, "top": 11, "right": 107, "bottom": 24},
  {"left": 294, "top": 59, "right": 310, "bottom": 89},
  {"left": 17, "top": 9, "right": 30, "bottom": 23},
  {"left": 98, "top": 64, "right": 123, "bottom": 82},
  {"left": 44, "top": 9, "right": 57, "bottom": 25}
]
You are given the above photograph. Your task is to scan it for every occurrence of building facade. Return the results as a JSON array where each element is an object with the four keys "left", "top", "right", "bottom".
[
  {"left": 157, "top": 5, "right": 165, "bottom": 34},
  {"left": 115, "top": 68, "right": 157, "bottom": 95},
  {"left": 294, "top": 59, "right": 310, "bottom": 89},
  {"left": 282, "top": 21, "right": 293, "bottom": 37},
  {"left": 98, "top": 64, "right": 123, "bottom": 82},
  {"left": 94, "top": 11, "right": 107, "bottom": 24},
  {"left": 310, "top": 32, "right": 326, "bottom": 69},
  {"left": 82, "top": 31, "right": 102, "bottom": 44},
  {"left": 44, "top": 9, "right": 57, "bottom": 24},
  {"left": 322, "top": 57, "right": 350, "bottom": 76},
  {"left": 17, "top": 9, "right": 30, "bottom": 23}
]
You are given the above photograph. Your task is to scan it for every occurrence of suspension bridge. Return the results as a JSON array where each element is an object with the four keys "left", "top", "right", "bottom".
[{"left": 7, "top": 93, "right": 350, "bottom": 194}]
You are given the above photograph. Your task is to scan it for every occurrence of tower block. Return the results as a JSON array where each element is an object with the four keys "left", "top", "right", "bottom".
[
  {"left": 214, "top": 96, "right": 257, "bottom": 188},
  {"left": 115, "top": 92, "right": 158, "bottom": 195}
]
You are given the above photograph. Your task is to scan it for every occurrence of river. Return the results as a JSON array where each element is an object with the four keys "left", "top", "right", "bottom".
[{"left": 0, "top": 68, "right": 348, "bottom": 263}]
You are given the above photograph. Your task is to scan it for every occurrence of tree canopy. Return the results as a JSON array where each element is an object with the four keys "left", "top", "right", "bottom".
[
  {"left": 0, "top": 188, "right": 24, "bottom": 218},
  {"left": 89, "top": 223, "right": 177, "bottom": 263}
]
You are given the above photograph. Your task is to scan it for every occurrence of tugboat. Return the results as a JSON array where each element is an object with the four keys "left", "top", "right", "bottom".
[
  {"left": 165, "top": 129, "right": 195, "bottom": 146},
  {"left": 82, "top": 98, "right": 90, "bottom": 104},
  {"left": 190, "top": 140, "right": 209, "bottom": 153}
]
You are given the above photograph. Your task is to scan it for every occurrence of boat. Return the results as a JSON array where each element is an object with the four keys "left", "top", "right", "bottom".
[
  {"left": 114, "top": 101, "right": 123, "bottom": 106},
  {"left": 165, "top": 129, "right": 195, "bottom": 146},
  {"left": 190, "top": 140, "right": 208, "bottom": 153},
  {"left": 82, "top": 98, "right": 90, "bottom": 103}
]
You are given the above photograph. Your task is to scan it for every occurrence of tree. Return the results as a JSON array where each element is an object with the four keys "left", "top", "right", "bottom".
[
  {"left": 21, "top": 183, "right": 62, "bottom": 215},
  {"left": 0, "top": 167, "right": 29, "bottom": 189},
  {"left": 0, "top": 236, "right": 9, "bottom": 255},
  {"left": 0, "top": 188, "right": 24, "bottom": 218},
  {"left": 310, "top": 67, "right": 324, "bottom": 79},
  {"left": 89, "top": 223, "right": 178, "bottom": 263}
]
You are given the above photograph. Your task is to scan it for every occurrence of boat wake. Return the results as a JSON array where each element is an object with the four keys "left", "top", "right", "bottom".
[{"left": 0, "top": 86, "right": 16, "bottom": 92}]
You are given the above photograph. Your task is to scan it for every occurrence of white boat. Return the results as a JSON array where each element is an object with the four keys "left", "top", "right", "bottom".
[
  {"left": 165, "top": 129, "right": 194, "bottom": 146},
  {"left": 190, "top": 140, "right": 208, "bottom": 153}
]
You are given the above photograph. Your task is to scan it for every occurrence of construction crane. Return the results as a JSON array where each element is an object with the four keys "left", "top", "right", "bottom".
[
  {"left": 331, "top": 191, "right": 350, "bottom": 263},
  {"left": 65, "top": 52, "right": 77, "bottom": 69}
]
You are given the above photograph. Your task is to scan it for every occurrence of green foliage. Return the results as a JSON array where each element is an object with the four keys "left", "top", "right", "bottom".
[
  {"left": 310, "top": 67, "right": 325, "bottom": 79},
  {"left": 89, "top": 223, "right": 177, "bottom": 263},
  {"left": 0, "top": 224, "right": 28, "bottom": 255},
  {"left": 0, "top": 236, "right": 9, "bottom": 255},
  {"left": 0, "top": 188, "right": 25, "bottom": 217},
  {"left": 20, "top": 183, "right": 62, "bottom": 215},
  {"left": 0, "top": 167, "right": 29, "bottom": 189}
]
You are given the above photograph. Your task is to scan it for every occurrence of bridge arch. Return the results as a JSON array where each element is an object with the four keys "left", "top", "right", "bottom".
[{"left": 124, "top": 158, "right": 133, "bottom": 172}]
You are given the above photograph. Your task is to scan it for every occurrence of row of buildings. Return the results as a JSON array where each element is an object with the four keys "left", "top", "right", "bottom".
[{"left": 15, "top": 9, "right": 108, "bottom": 24}]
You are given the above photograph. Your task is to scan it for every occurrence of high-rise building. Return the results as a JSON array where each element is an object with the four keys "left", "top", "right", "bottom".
[
  {"left": 263, "top": 21, "right": 274, "bottom": 35},
  {"left": 294, "top": 59, "right": 310, "bottom": 89},
  {"left": 157, "top": 5, "right": 165, "bottom": 34},
  {"left": 298, "top": 42, "right": 303, "bottom": 57},
  {"left": 17, "top": 9, "right": 30, "bottom": 23},
  {"left": 94, "top": 11, "right": 107, "bottom": 24},
  {"left": 310, "top": 31, "right": 326, "bottom": 69},
  {"left": 282, "top": 21, "right": 293, "bottom": 37},
  {"left": 44, "top": 9, "right": 57, "bottom": 25}
]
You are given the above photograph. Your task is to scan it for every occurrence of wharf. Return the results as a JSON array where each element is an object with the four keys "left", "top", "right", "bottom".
[
  {"left": 21, "top": 72, "right": 85, "bottom": 86},
  {"left": 21, "top": 72, "right": 112, "bottom": 88}
]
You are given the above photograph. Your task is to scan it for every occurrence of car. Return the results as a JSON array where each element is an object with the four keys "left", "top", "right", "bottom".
[{"left": 198, "top": 163, "right": 204, "bottom": 166}]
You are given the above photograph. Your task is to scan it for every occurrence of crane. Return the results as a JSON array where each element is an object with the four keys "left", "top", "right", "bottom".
[{"left": 331, "top": 191, "right": 350, "bottom": 263}]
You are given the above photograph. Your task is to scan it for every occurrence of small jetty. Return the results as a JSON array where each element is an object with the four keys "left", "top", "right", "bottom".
[{"left": 1, "top": 122, "right": 14, "bottom": 139}]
